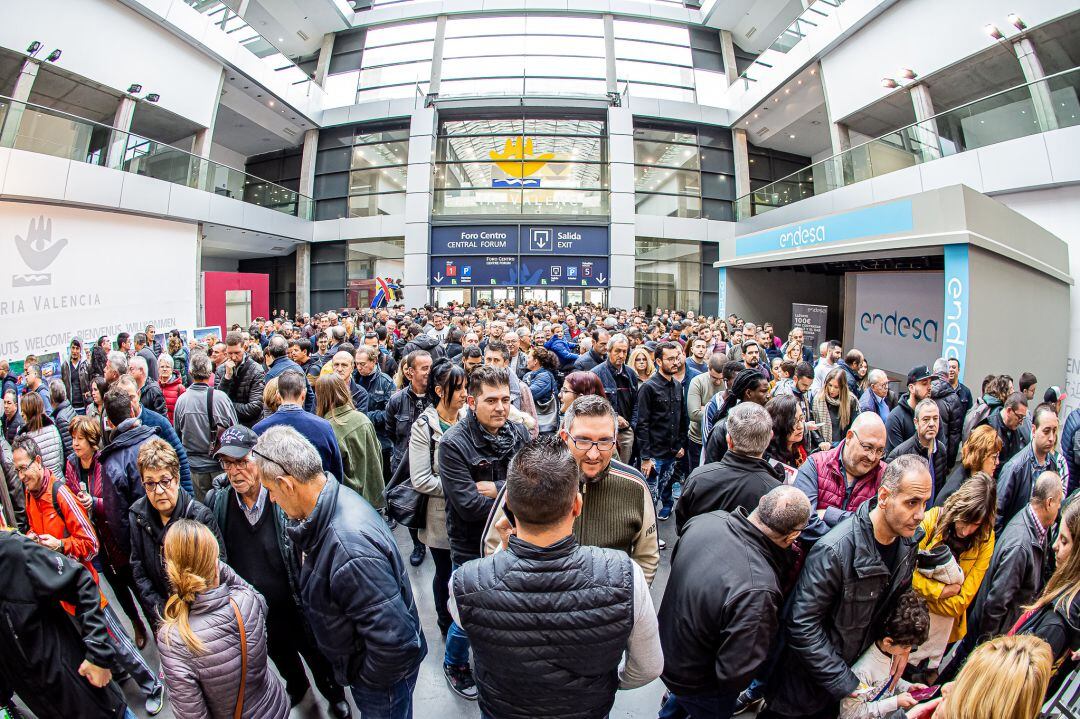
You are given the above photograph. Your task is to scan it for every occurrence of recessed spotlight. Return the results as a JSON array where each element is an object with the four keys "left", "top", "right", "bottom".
[
  {"left": 797, "top": 79, "right": 803, "bottom": 85},
  {"left": 278, "top": 37, "right": 284, "bottom": 42},
  {"left": 784, "top": 88, "right": 790, "bottom": 94},
  {"left": 789, "top": 134, "right": 796, "bottom": 139},
  {"left": 810, "top": 68, "right": 816, "bottom": 75},
  {"left": 269, "top": 100, "right": 275, "bottom": 106}
]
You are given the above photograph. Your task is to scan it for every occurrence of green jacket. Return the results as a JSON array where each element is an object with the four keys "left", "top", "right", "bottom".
[{"left": 327, "top": 405, "right": 385, "bottom": 509}]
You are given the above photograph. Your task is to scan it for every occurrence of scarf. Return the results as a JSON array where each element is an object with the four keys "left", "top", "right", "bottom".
[
  {"left": 465, "top": 409, "right": 520, "bottom": 458},
  {"left": 812, "top": 391, "right": 839, "bottom": 446}
]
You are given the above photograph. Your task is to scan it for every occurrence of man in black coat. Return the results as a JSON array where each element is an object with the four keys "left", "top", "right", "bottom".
[
  {"left": 885, "top": 365, "right": 934, "bottom": 453},
  {"left": 635, "top": 342, "right": 687, "bottom": 521},
  {"left": 216, "top": 331, "right": 267, "bottom": 428},
  {"left": 660, "top": 486, "right": 810, "bottom": 717},
  {"left": 0, "top": 531, "right": 128, "bottom": 718},
  {"left": 931, "top": 358, "right": 965, "bottom": 470},
  {"left": 438, "top": 365, "right": 531, "bottom": 699},
  {"left": 252, "top": 425, "right": 427, "bottom": 718},
  {"left": 761, "top": 454, "right": 932, "bottom": 719},
  {"left": 982, "top": 391, "right": 1030, "bottom": 473},
  {"left": 676, "top": 402, "right": 783, "bottom": 534},
  {"left": 134, "top": 332, "right": 159, "bottom": 384},
  {"left": 885, "top": 398, "right": 948, "bottom": 500}
]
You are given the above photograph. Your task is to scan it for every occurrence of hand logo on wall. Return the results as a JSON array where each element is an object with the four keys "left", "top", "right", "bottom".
[{"left": 14, "top": 215, "right": 68, "bottom": 287}]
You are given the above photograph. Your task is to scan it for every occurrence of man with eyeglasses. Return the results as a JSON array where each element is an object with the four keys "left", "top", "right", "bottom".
[
  {"left": 793, "top": 412, "right": 889, "bottom": 543},
  {"left": 858, "top": 368, "right": 892, "bottom": 423},
  {"left": 128, "top": 438, "right": 223, "bottom": 631},
  {"left": 483, "top": 394, "right": 660, "bottom": 582},
  {"left": 204, "top": 426, "right": 352, "bottom": 719}
]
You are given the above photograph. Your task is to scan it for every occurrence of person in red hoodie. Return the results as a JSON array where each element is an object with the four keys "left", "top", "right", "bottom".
[
  {"left": 157, "top": 353, "right": 186, "bottom": 424},
  {"left": 14, "top": 434, "right": 166, "bottom": 715}
]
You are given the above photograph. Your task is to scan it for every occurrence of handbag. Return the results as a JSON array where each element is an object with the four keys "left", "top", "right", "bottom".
[
  {"left": 230, "top": 597, "right": 247, "bottom": 719},
  {"left": 383, "top": 418, "right": 434, "bottom": 530}
]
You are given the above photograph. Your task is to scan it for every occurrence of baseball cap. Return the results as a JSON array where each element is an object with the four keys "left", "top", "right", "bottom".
[
  {"left": 907, "top": 365, "right": 933, "bottom": 386},
  {"left": 214, "top": 425, "right": 258, "bottom": 459},
  {"left": 1045, "top": 386, "right": 1067, "bottom": 404}
]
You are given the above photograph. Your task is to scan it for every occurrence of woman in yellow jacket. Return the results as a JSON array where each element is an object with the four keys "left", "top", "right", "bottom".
[{"left": 910, "top": 471, "right": 997, "bottom": 672}]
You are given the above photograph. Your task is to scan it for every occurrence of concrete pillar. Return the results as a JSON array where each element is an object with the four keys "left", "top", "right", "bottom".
[
  {"left": 732, "top": 128, "right": 752, "bottom": 218},
  {"left": 604, "top": 15, "right": 617, "bottom": 95},
  {"left": 0, "top": 58, "right": 40, "bottom": 147},
  {"left": 314, "top": 33, "right": 335, "bottom": 88},
  {"left": 719, "top": 30, "right": 739, "bottom": 85},
  {"left": 1013, "top": 37, "right": 1058, "bottom": 133},
  {"left": 190, "top": 69, "right": 225, "bottom": 190},
  {"left": 429, "top": 16, "right": 446, "bottom": 96},
  {"left": 908, "top": 83, "right": 942, "bottom": 162},
  {"left": 105, "top": 96, "right": 138, "bottom": 170},
  {"left": 298, "top": 128, "right": 318, "bottom": 199},
  {"left": 295, "top": 242, "right": 311, "bottom": 316},
  {"left": 827, "top": 121, "right": 852, "bottom": 187},
  {"left": 196, "top": 225, "right": 206, "bottom": 326},
  {"left": 403, "top": 107, "right": 437, "bottom": 308},
  {"left": 608, "top": 105, "right": 635, "bottom": 309}
]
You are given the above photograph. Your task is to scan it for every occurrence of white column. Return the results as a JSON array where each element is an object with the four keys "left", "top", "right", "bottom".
[
  {"left": 314, "top": 33, "right": 335, "bottom": 88},
  {"left": 196, "top": 225, "right": 206, "bottom": 326},
  {"left": 732, "top": 128, "right": 752, "bottom": 218},
  {"left": 608, "top": 105, "right": 635, "bottom": 309},
  {"left": 1014, "top": 37, "right": 1058, "bottom": 133},
  {"left": 604, "top": 14, "right": 617, "bottom": 95},
  {"left": 105, "top": 96, "right": 137, "bottom": 169},
  {"left": 0, "top": 57, "right": 39, "bottom": 147},
  {"left": 404, "top": 107, "right": 437, "bottom": 308},
  {"left": 429, "top": 16, "right": 446, "bottom": 96},
  {"left": 719, "top": 30, "right": 738, "bottom": 84},
  {"left": 295, "top": 242, "right": 311, "bottom": 316}
]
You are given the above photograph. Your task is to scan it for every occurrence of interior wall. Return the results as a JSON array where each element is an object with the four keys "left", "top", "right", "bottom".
[
  {"left": 201, "top": 255, "right": 239, "bottom": 272},
  {"left": 203, "top": 271, "right": 270, "bottom": 332},
  {"left": 209, "top": 143, "right": 247, "bottom": 172},
  {"left": 725, "top": 266, "right": 842, "bottom": 343}
]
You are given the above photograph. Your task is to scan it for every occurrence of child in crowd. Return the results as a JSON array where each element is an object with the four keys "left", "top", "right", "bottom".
[{"left": 840, "top": 590, "right": 931, "bottom": 719}]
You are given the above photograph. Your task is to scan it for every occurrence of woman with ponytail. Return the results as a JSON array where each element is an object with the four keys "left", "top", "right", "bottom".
[{"left": 158, "top": 519, "right": 288, "bottom": 719}]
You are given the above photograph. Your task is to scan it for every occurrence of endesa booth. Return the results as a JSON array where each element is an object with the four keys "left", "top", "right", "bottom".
[{"left": 717, "top": 185, "right": 1071, "bottom": 387}]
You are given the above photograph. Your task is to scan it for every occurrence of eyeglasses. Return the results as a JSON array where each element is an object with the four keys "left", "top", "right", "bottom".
[
  {"left": 566, "top": 433, "right": 617, "bottom": 452},
  {"left": 143, "top": 477, "right": 176, "bottom": 494},
  {"left": 251, "top": 448, "right": 286, "bottom": 474},
  {"left": 12, "top": 463, "right": 33, "bottom": 475},
  {"left": 849, "top": 430, "right": 886, "bottom": 459},
  {"left": 220, "top": 455, "right": 252, "bottom": 469}
]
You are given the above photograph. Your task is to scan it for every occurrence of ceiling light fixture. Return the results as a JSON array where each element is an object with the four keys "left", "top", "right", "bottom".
[
  {"left": 45, "top": 49, "right": 62, "bottom": 62},
  {"left": 1007, "top": 13, "right": 1026, "bottom": 30},
  {"left": 984, "top": 23, "right": 1005, "bottom": 40},
  {"left": 26, "top": 41, "right": 42, "bottom": 56},
  {"left": 789, "top": 134, "right": 796, "bottom": 139}
]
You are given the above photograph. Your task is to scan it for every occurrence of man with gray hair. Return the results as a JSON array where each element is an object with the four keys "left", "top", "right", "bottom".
[
  {"left": 765, "top": 453, "right": 931, "bottom": 719},
  {"left": 104, "top": 350, "right": 129, "bottom": 386},
  {"left": 174, "top": 351, "right": 238, "bottom": 500},
  {"left": 676, "top": 402, "right": 783, "bottom": 533},
  {"left": 660, "top": 485, "right": 810, "bottom": 717},
  {"left": 858, "top": 368, "right": 892, "bottom": 423},
  {"left": 886, "top": 398, "right": 947, "bottom": 500},
  {"left": 129, "top": 355, "right": 167, "bottom": 417},
  {"left": 252, "top": 425, "right": 427, "bottom": 718},
  {"left": 592, "top": 332, "right": 638, "bottom": 464}
]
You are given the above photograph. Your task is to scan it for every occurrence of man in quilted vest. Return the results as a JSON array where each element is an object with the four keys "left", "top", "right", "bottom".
[
  {"left": 450, "top": 438, "right": 663, "bottom": 719},
  {"left": 794, "top": 412, "right": 888, "bottom": 543}
]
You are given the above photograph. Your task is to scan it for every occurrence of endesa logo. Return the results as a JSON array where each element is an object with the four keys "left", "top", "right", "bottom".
[
  {"left": 778, "top": 224, "right": 826, "bottom": 249},
  {"left": 859, "top": 311, "right": 939, "bottom": 342}
]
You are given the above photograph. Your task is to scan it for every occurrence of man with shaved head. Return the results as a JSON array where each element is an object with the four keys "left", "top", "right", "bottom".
[{"left": 793, "top": 412, "right": 889, "bottom": 542}]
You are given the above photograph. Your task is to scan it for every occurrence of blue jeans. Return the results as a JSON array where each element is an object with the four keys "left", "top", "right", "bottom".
[
  {"left": 646, "top": 457, "right": 679, "bottom": 512},
  {"left": 444, "top": 563, "right": 471, "bottom": 667},
  {"left": 659, "top": 691, "right": 738, "bottom": 719},
  {"left": 350, "top": 667, "right": 420, "bottom": 719}
]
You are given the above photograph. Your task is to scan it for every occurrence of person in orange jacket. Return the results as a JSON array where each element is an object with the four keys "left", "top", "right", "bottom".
[{"left": 13, "top": 434, "right": 166, "bottom": 715}]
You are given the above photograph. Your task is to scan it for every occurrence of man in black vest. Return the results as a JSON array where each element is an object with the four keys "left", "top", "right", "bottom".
[
  {"left": 205, "top": 426, "right": 351, "bottom": 719},
  {"left": 450, "top": 438, "right": 663, "bottom": 719}
]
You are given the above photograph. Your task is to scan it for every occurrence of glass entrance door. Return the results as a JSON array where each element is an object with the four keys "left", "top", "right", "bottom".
[
  {"left": 475, "top": 288, "right": 517, "bottom": 305},
  {"left": 521, "top": 288, "right": 563, "bottom": 304}
]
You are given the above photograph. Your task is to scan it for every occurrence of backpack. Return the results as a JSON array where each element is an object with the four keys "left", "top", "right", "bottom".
[
  {"left": 50, "top": 481, "right": 70, "bottom": 539},
  {"left": 962, "top": 400, "right": 992, "bottom": 442}
]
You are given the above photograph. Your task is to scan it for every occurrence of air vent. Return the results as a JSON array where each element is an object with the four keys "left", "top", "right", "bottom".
[
  {"left": 296, "top": 30, "right": 309, "bottom": 41},
  {"left": 271, "top": 246, "right": 286, "bottom": 251},
  {"left": 282, "top": 126, "right": 298, "bottom": 136},
  {"left": 745, "top": 26, "right": 757, "bottom": 39},
  {"left": 758, "top": 126, "right": 770, "bottom": 134},
  {"left": 810, "top": 120, "right": 822, "bottom": 126}
]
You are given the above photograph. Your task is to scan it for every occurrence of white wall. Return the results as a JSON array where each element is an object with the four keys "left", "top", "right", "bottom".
[
  {"left": 2, "top": 0, "right": 223, "bottom": 126},
  {"left": 209, "top": 142, "right": 247, "bottom": 172},
  {"left": 0, "top": 201, "right": 197, "bottom": 360},
  {"left": 819, "top": 0, "right": 1074, "bottom": 121},
  {"left": 997, "top": 185, "right": 1080, "bottom": 413}
]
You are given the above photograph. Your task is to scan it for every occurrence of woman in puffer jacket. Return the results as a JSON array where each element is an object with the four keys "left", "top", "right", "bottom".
[
  {"left": 158, "top": 519, "right": 288, "bottom": 719},
  {"left": 158, "top": 353, "right": 186, "bottom": 424},
  {"left": 18, "top": 391, "right": 64, "bottom": 475}
]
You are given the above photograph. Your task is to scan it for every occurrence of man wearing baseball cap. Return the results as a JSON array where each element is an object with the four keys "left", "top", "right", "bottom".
[
  {"left": 885, "top": 365, "right": 934, "bottom": 453},
  {"left": 205, "top": 426, "right": 351, "bottom": 719}
]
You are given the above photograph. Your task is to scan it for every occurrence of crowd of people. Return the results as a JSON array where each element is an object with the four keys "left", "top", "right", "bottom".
[{"left": 1, "top": 304, "right": 1079, "bottom": 719}]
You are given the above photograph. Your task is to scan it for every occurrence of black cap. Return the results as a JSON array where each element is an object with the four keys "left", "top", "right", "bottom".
[
  {"left": 1045, "top": 385, "right": 1066, "bottom": 403},
  {"left": 214, "top": 425, "right": 258, "bottom": 459},
  {"left": 907, "top": 365, "right": 933, "bottom": 386}
]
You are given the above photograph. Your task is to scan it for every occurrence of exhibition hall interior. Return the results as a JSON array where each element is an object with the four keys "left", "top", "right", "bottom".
[{"left": 1, "top": 0, "right": 1080, "bottom": 716}]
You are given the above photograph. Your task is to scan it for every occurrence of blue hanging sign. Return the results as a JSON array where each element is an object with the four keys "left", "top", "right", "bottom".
[
  {"left": 430, "top": 226, "right": 519, "bottom": 256},
  {"left": 734, "top": 200, "right": 914, "bottom": 257},
  {"left": 521, "top": 225, "right": 609, "bottom": 256}
]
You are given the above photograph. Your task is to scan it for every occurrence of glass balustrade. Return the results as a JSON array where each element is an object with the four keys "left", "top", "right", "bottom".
[
  {"left": 0, "top": 96, "right": 313, "bottom": 219},
  {"left": 737, "top": 66, "right": 1080, "bottom": 218}
]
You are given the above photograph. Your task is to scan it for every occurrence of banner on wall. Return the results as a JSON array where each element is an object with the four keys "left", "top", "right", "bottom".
[
  {"left": 852, "top": 272, "right": 944, "bottom": 376},
  {"left": 791, "top": 303, "right": 828, "bottom": 348},
  {"left": 0, "top": 203, "right": 198, "bottom": 361}
]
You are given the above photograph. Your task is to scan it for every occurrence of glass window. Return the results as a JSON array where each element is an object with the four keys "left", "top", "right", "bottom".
[
  {"left": 351, "top": 141, "right": 408, "bottom": 169},
  {"left": 614, "top": 39, "right": 693, "bottom": 65},
  {"left": 347, "top": 238, "right": 405, "bottom": 308},
  {"left": 356, "top": 84, "right": 427, "bottom": 103},
  {"left": 349, "top": 166, "right": 407, "bottom": 194},
  {"left": 635, "top": 192, "right": 701, "bottom": 218},
  {"left": 634, "top": 140, "right": 700, "bottom": 169},
  {"left": 362, "top": 42, "right": 433, "bottom": 66},
  {"left": 359, "top": 61, "right": 431, "bottom": 88},
  {"left": 635, "top": 166, "right": 700, "bottom": 195},
  {"left": 365, "top": 22, "right": 436, "bottom": 47},
  {"left": 348, "top": 193, "right": 406, "bottom": 217},
  {"left": 635, "top": 238, "right": 703, "bottom": 313},
  {"left": 613, "top": 20, "right": 691, "bottom": 46},
  {"left": 616, "top": 60, "right": 695, "bottom": 88}
]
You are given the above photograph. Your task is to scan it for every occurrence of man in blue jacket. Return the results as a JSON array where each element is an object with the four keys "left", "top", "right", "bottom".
[
  {"left": 115, "top": 374, "right": 192, "bottom": 494},
  {"left": 254, "top": 370, "right": 345, "bottom": 483},
  {"left": 264, "top": 335, "right": 314, "bottom": 413},
  {"left": 543, "top": 325, "right": 579, "bottom": 372},
  {"left": 253, "top": 425, "right": 426, "bottom": 719}
]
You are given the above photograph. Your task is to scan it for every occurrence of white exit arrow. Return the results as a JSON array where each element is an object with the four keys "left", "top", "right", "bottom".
[
  {"left": 596, "top": 273, "right": 606, "bottom": 284},
  {"left": 434, "top": 273, "right": 444, "bottom": 283},
  {"left": 535, "top": 238, "right": 548, "bottom": 248}
]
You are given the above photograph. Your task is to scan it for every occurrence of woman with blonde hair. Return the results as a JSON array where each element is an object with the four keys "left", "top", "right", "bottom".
[
  {"left": 262, "top": 377, "right": 282, "bottom": 416},
  {"left": 911, "top": 634, "right": 1052, "bottom": 719},
  {"left": 315, "top": 374, "right": 384, "bottom": 508},
  {"left": 629, "top": 346, "right": 655, "bottom": 384},
  {"left": 811, "top": 367, "right": 859, "bottom": 450},
  {"left": 910, "top": 472, "right": 996, "bottom": 672},
  {"left": 935, "top": 425, "right": 1002, "bottom": 507},
  {"left": 158, "top": 519, "right": 288, "bottom": 719}
]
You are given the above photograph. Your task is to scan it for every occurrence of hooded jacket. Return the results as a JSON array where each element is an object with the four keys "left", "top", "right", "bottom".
[
  {"left": 399, "top": 333, "right": 446, "bottom": 362},
  {"left": 766, "top": 502, "right": 922, "bottom": 716},
  {"left": 931, "top": 376, "right": 965, "bottom": 470},
  {"left": 97, "top": 418, "right": 157, "bottom": 562},
  {"left": 287, "top": 477, "right": 427, "bottom": 689},
  {"left": 885, "top": 394, "right": 917, "bottom": 453}
]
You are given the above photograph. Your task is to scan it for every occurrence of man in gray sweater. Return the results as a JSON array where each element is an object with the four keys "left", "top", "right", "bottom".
[{"left": 174, "top": 352, "right": 238, "bottom": 501}]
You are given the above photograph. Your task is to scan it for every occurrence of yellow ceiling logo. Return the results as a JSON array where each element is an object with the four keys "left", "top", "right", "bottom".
[{"left": 490, "top": 137, "right": 554, "bottom": 187}]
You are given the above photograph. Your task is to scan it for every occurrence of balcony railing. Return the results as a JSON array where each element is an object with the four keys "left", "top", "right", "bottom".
[
  {"left": 0, "top": 96, "right": 313, "bottom": 220},
  {"left": 737, "top": 66, "right": 1080, "bottom": 218}
]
